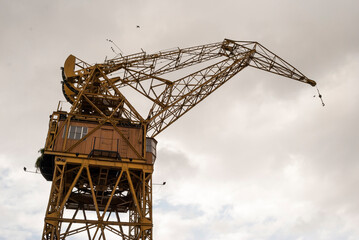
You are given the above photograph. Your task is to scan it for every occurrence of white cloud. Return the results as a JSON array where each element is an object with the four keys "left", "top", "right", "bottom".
[
  {"left": 1, "top": 0, "right": 358, "bottom": 239},
  {"left": 0, "top": 155, "right": 51, "bottom": 239}
]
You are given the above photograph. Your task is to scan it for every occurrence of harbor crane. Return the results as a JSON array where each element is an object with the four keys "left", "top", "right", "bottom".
[{"left": 39, "top": 39, "right": 316, "bottom": 240}]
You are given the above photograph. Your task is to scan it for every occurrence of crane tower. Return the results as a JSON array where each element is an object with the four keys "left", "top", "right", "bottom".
[{"left": 39, "top": 39, "right": 316, "bottom": 240}]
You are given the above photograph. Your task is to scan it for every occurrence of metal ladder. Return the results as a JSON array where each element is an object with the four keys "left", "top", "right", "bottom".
[{"left": 96, "top": 168, "right": 109, "bottom": 206}]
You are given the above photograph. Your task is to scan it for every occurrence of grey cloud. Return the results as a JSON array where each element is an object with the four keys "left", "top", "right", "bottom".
[{"left": 1, "top": 0, "right": 359, "bottom": 239}]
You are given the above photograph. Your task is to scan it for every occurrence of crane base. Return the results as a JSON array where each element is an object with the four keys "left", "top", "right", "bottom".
[{"left": 41, "top": 156, "right": 153, "bottom": 240}]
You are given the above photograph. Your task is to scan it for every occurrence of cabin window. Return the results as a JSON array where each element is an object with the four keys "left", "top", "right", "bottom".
[{"left": 64, "top": 126, "right": 88, "bottom": 140}]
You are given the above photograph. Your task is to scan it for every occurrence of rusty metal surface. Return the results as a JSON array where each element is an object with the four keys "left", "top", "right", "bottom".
[
  {"left": 61, "top": 39, "right": 315, "bottom": 137},
  {"left": 41, "top": 39, "right": 315, "bottom": 240}
]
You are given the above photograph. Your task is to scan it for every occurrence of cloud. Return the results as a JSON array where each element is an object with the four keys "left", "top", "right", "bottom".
[
  {"left": 151, "top": 54, "right": 359, "bottom": 239},
  {"left": 1, "top": 0, "right": 359, "bottom": 239},
  {"left": 0, "top": 155, "right": 51, "bottom": 240}
]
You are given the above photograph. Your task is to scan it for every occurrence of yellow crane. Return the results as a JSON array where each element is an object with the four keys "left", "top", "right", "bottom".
[{"left": 39, "top": 39, "right": 316, "bottom": 240}]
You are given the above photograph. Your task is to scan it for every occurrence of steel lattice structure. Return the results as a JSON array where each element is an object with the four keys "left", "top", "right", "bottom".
[{"left": 40, "top": 39, "right": 315, "bottom": 240}]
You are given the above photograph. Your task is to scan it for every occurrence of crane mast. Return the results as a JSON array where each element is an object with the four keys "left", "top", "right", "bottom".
[{"left": 40, "top": 39, "right": 315, "bottom": 240}]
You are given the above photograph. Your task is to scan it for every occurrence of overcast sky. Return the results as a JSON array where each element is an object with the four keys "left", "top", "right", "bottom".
[{"left": 0, "top": 0, "right": 358, "bottom": 239}]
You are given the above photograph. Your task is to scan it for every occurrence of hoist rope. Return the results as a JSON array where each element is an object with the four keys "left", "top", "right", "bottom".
[{"left": 316, "top": 86, "right": 325, "bottom": 106}]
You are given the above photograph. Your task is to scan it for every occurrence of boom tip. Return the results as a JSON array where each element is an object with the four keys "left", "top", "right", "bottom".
[{"left": 307, "top": 79, "right": 317, "bottom": 87}]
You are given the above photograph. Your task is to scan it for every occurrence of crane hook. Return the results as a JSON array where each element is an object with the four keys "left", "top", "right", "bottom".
[{"left": 315, "top": 86, "right": 325, "bottom": 107}]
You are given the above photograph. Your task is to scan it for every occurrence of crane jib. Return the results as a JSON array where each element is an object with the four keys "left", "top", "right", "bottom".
[{"left": 60, "top": 39, "right": 317, "bottom": 137}]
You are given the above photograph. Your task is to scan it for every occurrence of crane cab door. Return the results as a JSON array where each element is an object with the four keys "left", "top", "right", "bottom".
[{"left": 99, "top": 129, "right": 114, "bottom": 152}]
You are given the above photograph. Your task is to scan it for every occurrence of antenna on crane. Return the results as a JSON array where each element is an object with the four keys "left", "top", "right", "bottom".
[
  {"left": 106, "top": 38, "right": 123, "bottom": 57},
  {"left": 153, "top": 181, "right": 166, "bottom": 185},
  {"left": 23, "top": 167, "right": 40, "bottom": 174}
]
